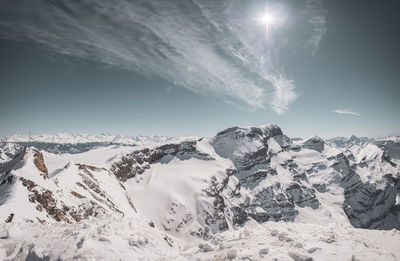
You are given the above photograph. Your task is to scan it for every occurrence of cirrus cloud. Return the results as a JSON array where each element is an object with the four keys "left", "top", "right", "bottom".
[{"left": 0, "top": 0, "right": 326, "bottom": 114}]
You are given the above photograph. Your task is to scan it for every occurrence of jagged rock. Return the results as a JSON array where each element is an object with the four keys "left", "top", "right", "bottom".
[
  {"left": 202, "top": 176, "right": 230, "bottom": 232},
  {"left": 10, "top": 156, "right": 136, "bottom": 224},
  {"left": 303, "top": 136, "right": 325, "bottom": 152},
  {"left": 211, "top": 125, "right": 320, "bottom": 224},
  {"left": 71, "top": 191, "right": 86, "bottom": 199},
  {"left": 382, "top": 153, "right": 397, "bottom": 167},
  {"left": 20, "top": 177, "right": 69, "bottom": 222},
  {"left": 343, "top": 174, "right": 400, "bottom": 230},
  {"left": 286, "top": 183, "right": 319, "bottom": 209},
  {"left": 34, "top": 149, "right": 49, "bottom": 179},
  {"left": 111, "top": 140, "right": 213, "bottom": 181},
  {"left": 330, "top": 149, "right": 400, "bottom": 230},
  {"left": 5, "top": 213, "right": 14, "bottom": 223},
  {"left": 212, "top": 125, "right": 282, "bottom": 170}
]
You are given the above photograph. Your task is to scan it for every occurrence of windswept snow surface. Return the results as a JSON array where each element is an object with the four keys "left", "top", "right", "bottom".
[
  {"left": 184, "top": 220, "right": 400, "bottom": 261},
  {"left": 1, "top": 216, "right": 399, "bottom": 260},
  {"left": 0, "top": 215, "right": 185, "bottom": 261},
  {"left": 0, "top": 125, "right": 399, "bottom": 260}
]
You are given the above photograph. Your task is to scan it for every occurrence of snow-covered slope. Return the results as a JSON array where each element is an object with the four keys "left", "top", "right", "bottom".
[
  {"left": 0, "top": 149, "right": 136, "bottom": 224},
  {"left": 0, "top": 124, "right": 399, "bottom": 260}
]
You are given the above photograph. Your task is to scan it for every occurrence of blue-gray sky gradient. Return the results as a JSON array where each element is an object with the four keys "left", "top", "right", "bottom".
[{"left": 0, "top": 0, "right": 399, "bottom": 138}]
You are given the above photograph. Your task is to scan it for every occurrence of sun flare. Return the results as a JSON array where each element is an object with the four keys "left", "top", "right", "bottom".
[{"left": 257, "top": 6, "right": 277, "bottom": 38}]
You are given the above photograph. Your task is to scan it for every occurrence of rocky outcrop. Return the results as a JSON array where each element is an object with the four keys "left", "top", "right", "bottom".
[
  {"left": 247, "top": 186, "right": 298, "bottom": 222},
  {"left": 202, "top": 175, "right": 230, "bottom": 232},
  {"left": 20, "top": 177, "right": 70, "bottom": 222},
  {"left": 34, "top": 149, "right": 48, "bottom": 179},
  {"left": 111, "top": 140, "right": 214, "bottom": 181},
  {"left": 9, "top": 160, "right": 136, "bottom": 224},
  {"left": 382, "top": 153, "right": 397, "bottom": 167},
  {"left": 212, "top": 126, "right": 320, "bottom": 225},
  {"left": 5, "top": 213, "right": 14, "bottom": 223},
  {"left": 342, "top": 170, "right": 400, "bottom": 230},
  {"left": 326, "top": 150, "right": 400, "bottom": 230},
  {"left": 110, "top": 125, "right": 325, "bottom": 234},
  {"left": 286, "top": 183, "right": 319, "bottom": 209},
  {"left": 376, "top": 139, "right": 400, "bottom": 159},
  {"left": 303, "top": 136, "right": 325, "bottom": 152}
]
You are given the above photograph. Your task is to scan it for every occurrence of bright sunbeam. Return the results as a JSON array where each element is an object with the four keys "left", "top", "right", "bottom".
[{"left": 256, "top": 5, "right": 278, "bottom": 38}]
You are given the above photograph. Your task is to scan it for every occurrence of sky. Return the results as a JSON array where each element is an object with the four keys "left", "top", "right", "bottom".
[{"left": 0, "top": 0, "right": 399, "bottom": 138}]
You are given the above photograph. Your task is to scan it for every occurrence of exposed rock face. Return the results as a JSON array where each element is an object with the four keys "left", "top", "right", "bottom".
[
  {"left": 376, "top": 139, "right": 400, "bottom": 159},
  {"left": 286, "top": 183, "right": 319, "bottom": 209},
  {"left": 111, "top": 125, "right": 322, "bottom": 235},
  {"left": 20, "top": 177, "right": 70, "bottom": 222},
  {"left": 382, "top": 153, "right": 397, "bottom": 167},
  {"left": 5, "top": 213, "right": 14, "bottom": 223},
  {"left": 34, "top": 149, "right": 48, "bottom": 179},
  {"left": 343, "top": 175, "right": 400, "bottom": 230},
  {"left": 111, "top": 141, "right": 213, "bottom": 182},
  {"left": 202, "top": 175, "right": 231, "bottom": 233},
  {"left": 2, "top": 153, "right": 136, "bottom": 224},
  {"left": 323, "top": 146, "right": 400, "bottom": 230},
  {"left": 74, "top": 164, "right": 135, "bottom": 216},
  {"left": 303, "top": 136, "right": 325, "bottom": 152},
  {"left": 338, "top": 155, "right": 400, "bottom": 229},
  {"left": 211, "top": 125, "right": 319, "bottom": 225}
]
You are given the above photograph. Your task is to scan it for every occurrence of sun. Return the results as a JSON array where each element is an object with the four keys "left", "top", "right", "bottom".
[
  {"left": 257, "top": 5, "right": 277, "bottom": 38},
  {"left": 260, "top": 8, "right": 274, "bottom": 25}
]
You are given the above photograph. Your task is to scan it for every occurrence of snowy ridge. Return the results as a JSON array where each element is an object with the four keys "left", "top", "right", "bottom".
[
  {"left": 0, "top": 149, "right": 136, "bottom": 224},
  {"left": 0, "top": 124, "right": 400, "bottom": 260}
]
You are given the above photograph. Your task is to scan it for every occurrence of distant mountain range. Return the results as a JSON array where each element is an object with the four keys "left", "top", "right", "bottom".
[
  {"left": 326, "top": 135, "right": 400, "bottom": 146},
  {"left": 1, "top": 133, "right": 172, "bottom": 145},
  {"left": 0, "top": 133, "right": 174, "bottom": 158},
  {"left": 325, "top": 135, "right": 400, "bottom": 159}
]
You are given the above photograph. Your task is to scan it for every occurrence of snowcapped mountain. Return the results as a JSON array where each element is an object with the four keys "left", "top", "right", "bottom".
[{"left": 0, "top": 125, "right": 399, "bottom": 260}]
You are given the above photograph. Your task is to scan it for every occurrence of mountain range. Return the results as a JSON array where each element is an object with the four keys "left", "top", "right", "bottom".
[{"left": 0, "top": 125, "right": 399, "bottom": 260}]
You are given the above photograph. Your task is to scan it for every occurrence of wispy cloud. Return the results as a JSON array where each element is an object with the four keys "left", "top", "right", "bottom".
[
  {"left": 306, "top": 0, "right": 327, "bottom": 56},
  {"left": 331, "top": 109, "right": 361, "bottom": 117},
  {"left": 270, "top": 75, "right": 297, "bottom": 114},
  {"left": 0, "top": 0, "right": 326, "bottom": 114}
]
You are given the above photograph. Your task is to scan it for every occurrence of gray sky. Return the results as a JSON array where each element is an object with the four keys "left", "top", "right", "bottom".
[{"left": 0, "top": 0, "right": 399, "bottom": 138}]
